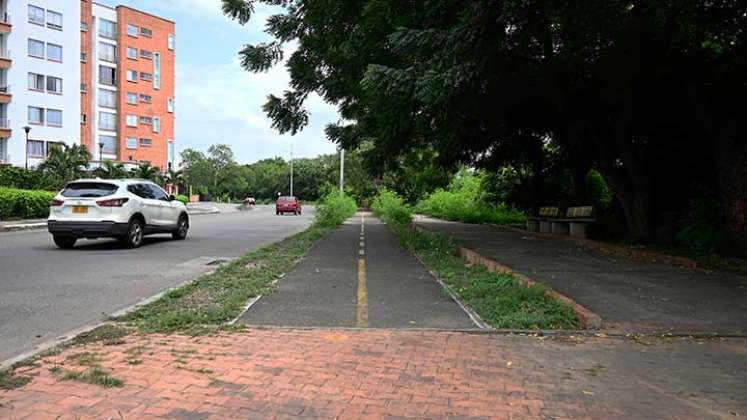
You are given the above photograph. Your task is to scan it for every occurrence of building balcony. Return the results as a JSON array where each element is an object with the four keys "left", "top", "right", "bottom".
[
  {"left": 0, "top": 13, "right": 10, "bottom": 34},
  {"left": 0, "top": 49, "right": 9, "bottom": 69},
  {"left": 0, "top": 117, "right": 10, "bottom": 137},
  {"left": 0, "top": 85, "right": 10, "bottom": 104}
]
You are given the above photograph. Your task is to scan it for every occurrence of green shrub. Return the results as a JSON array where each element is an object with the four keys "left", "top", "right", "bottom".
[
  {"left": 176, "top": 195, "right": 189, "bottom": 205},
  {"left": 371, "top": 189, "right": 412, "bottom": 225},
  {"left": 315, "top": 192, "right": 357, "bottom": 227},
  {"left": 0, "top": 187, "right": 55, "bottom": 220},
  {"left": 0, "top": 165, "right": 51, "bottom": 190},
  {"left": 417, "top": 189, "right": 526, "bottom": 225}
]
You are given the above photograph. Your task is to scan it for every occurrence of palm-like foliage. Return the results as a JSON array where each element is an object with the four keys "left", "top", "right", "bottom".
[
  {"left": 93, "top": 160, "right": 127, "bottom": 179},
  {"left": 37, "top": 144, "right": 90, "bottom": 188},
  {"left": 129, "top": 163, "right": 163, "bottom": 184},
  {"left": 165, "top": 169, "right": 185, "bottom": 194}
]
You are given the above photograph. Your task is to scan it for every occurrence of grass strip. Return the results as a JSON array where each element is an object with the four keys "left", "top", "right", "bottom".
[
  {"left": 115, "top": 225, "right": 330, "bottom": 333},
  {"left": 386, "top": 220, "right": 578, "bottom": 329}
]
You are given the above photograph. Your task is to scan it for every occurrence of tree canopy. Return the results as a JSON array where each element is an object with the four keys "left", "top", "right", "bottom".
[{"left": 222, "top": 0, "right": 747, "bottom": 248}]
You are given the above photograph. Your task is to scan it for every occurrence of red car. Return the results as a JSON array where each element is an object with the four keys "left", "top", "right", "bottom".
[{"left": 276, "top": 196, "right": 302, "bottom": 215}]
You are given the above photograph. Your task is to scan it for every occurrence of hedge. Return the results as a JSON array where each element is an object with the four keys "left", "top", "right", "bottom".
[{"left": 0, "top": 187, "right": 55, "bottom": 220}]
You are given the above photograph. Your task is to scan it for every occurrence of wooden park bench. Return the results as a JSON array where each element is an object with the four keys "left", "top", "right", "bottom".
[{"left": 527, "top": 206, "right": 595, "bottom": 238}]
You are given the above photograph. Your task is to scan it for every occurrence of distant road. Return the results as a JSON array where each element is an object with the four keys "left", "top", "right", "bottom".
[{"left": 0, "top": 205, "right": 314, "bottom": 363}]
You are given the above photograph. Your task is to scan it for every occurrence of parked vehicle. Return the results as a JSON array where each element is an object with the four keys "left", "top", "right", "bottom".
[
  {"left": 47, "top": 179, "right": 190, "bottom": 249},
  {"left": 276, "top": 196, "right": 302, "bottom": 215}
]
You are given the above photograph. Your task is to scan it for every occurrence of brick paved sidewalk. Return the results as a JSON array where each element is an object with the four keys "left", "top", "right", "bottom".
[{"left": 1, "top": 329, "right": 744, "bottom": 419}]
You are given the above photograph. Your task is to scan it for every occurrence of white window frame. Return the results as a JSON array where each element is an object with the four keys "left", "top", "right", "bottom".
[
  {"left": 140, "top": 138, "right": 152, "bottom": 147},
  {"left": 98, "top": 112, "right": 117, "bottom": 131},
  {"left": 47, "top": 43, "right": 63, "bottom": 62},
  {"left": 168, "top": 34, "right": 175, "bottom": 50},
  {"left": 28, "top": 39, "right": 45, "bottom": 58},
  {"left": 28, "top": 5, "right": 45, "bottom": 25},
  {"left": 167, "top": 97, "right": 174, "bottom": 113},
  {"left": 126, "top": 47, "right": 138, "bottom": 60},
  {"left": 126, "top": 114, "right": 138, "bottom": 127},
  {"left": 127, "top": 24, "right": 138, "bottom": 37},
  {"left": 153, "top": 117, "right": 161, "bottom": 133},
  {"left": 126, "top": 70, "right": 138, "bottom": 83},
  {"left": 99, "top": 19, "right": 117, "bottom": 40},
  {"left": 27, "top": 140, "right": 45, "bottom": 157},
  {"left": 28, "top": 106, "right": 45, "bottom": 125},
  {"left": 99, "top": 42, "right": 116, "bottom": 63},
  {"left": 28, "top": 73, "right": 45, "bottom": 91},
  {"left": 46, "top": 76, "right": 63, "bottom": 94},
  {"left": 98, "top": 88, "right": 117, "bottom": 108},
  {"left": 46, "top": 10, "right": 63, "bottom": 30},
  {"left": 46, "top": 109, "right": 63, "bottom": 127},
  {"left": 126, "top": 92, "right": 138, "bottom": 105},
  {"left": 126, "top": 136, "right": 138, "bottom": 149}
]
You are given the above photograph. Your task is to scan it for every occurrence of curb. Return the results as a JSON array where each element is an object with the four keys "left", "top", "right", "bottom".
[
  {"left": 458, "top": 247, "right": 603, "bottom": 330},
  {"left": 0, "top": 222, "right": 47, "bottom": 232}
]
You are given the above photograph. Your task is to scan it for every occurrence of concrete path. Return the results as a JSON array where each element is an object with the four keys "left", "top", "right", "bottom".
[
  {"left": 1, "top": 329, "right": 744, "bottom": 418},
  {"left": 0, "top": 206, "right": 314, "bottom": 364},
  {"left": 240, "top": 213, "right": 475, "bottom": 329},
  {"left": 414, "top": 216, "right": 747, "bottom": 333}
]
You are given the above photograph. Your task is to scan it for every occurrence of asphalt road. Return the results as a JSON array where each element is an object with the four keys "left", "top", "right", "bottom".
[
  {"left": 0, "top": 205, "right": 314, "bottom": 363},
  {"left": 240, "top": 213, "right": 476, "bottom": 329}
]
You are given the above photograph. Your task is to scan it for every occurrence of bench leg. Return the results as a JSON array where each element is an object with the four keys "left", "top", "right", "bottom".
[
  {"left": 570, "top": 222, "right": 588, "bottom": 238},
  {"left": 551, "top": 221, "right": 570, "bottom": 235},
  {"left": 539, "top": 221, "right": 552, "bottom": 234},
  {"left": 526, "top": 220, "right": 539, "bottom": 232}
]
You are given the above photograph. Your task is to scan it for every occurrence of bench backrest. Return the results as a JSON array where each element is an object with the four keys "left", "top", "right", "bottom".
[
  {"left": 538, "top": 207, "right": 560, "bottom": 217},
  {"left": 566, "top": 206, "right": 594, "bottom": 218}
]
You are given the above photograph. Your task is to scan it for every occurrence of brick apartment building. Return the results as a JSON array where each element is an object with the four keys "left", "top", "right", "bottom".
[{"left": 0, "top": 0, "right": 175, "bottom": 172}]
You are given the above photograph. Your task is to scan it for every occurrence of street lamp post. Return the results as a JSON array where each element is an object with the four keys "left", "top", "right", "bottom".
[
  {"left": 98, "top": 142, "right": 104, "bottom": 170},
  {"left": 339, "top": 148, "right": 345, "bottom": 195},
  {"left": 23, "top": 126, "right": 31, "bottom": 170},
  {"left": 289, "top": 142, "right": 294, "bottom": 197}
]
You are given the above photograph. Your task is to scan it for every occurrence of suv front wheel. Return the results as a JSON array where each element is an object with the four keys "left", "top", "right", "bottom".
[{"left": 122, "top": 218, "right": 144, "bottom": 248}]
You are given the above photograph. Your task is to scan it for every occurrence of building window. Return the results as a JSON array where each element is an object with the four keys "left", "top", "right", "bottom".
[
  {"left": 126, "top": 47, "right": 138, "bottom": 60},
  {"left": 47, "top": 142, "right": 65, "bottom": 155},
  {"left": 28, "top": 106, "right": 44, "bottom": 124},
  {"left": 139, "top": 72, "right": 152, "bottom": 82},
  {"left": 168, "top": 34, "right": 175, "bottom": 50},
  {"left": 28, "top": 5, "right": 45, "bottom": 25},
  {"left": 81, "top": 83, "right": 87, "bottom": 93},
  {"left": 46, "top": 10, "right": 63, "bottom": 30},
  {"left": 127, "top": 24, "right": 138, "bottom": 37},
  {"left": 82, "top": 114, "right": 87, "bottom": 124},
  {"left": 27, "top": 140, "right": 45, "bottom": 157},
  {"left": 139, "top": 50, "right": 152, "bottom": 60},
  {"left": 153, "top": 53, "right": 161, "bottom": 90},
  {"left": 167, "top": 97, "right": 174, "bottom": 113},
  {"left": 28, "top": 39, "right": 45, "bottom": 58},
  {"left": 139, "top": 94, "right": 152, "bottom": 103},
  {"left": 47, "top": 43, "right": 63, "bottom": 62},
  {"left": 46, "top": 76, "right": 62, "bottom": 94},
  {"left": 141, "top": 27, "right": 152, "bottom": 38},
  {"left": 99, "top": 19, "right": 117, "bottom": 39},
  {"left": 47, "top": 109, "right": 63, "bottom": 127},
  {"left": 153, "top": 117, "right": 161, "bottom": 133},
  {"left": 81, "top": 21, "right": 88, "bottom": 31},
  {"left": 28, "top": 73, "right": 45, "bottom": 91},
  {"left": 99, "top": 89, "right": 116, "bottom": 108},
  {"left": 126, "top": 114, "right": 138, "bottom": 127},
  {"left": 99, "top": 66, "right": 116, "bottom": 86},
  {"left": 81, "top": 52, "right": 87, "bottom": 62},
  {"left": 99, "top": 135, "right": 117, "bottom": 154},
  {"left": 126, "top": 92, "right": 138, "bottom": 105},
  {"left": 126, "top": 137, "right": 138, "bottom": 149},
  {"left": 99, "top": 42, "right": 116, "bottom": 62},
  {"left": 140, "top": 138, "right": 152, "bottom": 147},
  {"left": 139, "top": 116, "right": 153, "bottom": 125},
  {"left": 126, "top": 70, "right": 138, "bottom": 82},
  {"left": 99, "top": 112, "right": 117, "bottom": 131}
]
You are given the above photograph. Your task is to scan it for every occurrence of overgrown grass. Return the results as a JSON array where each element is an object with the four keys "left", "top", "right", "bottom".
[
  {"left": 116, "top": 225, "right": 329, "bottom": 333},
  {"left": 376, "top": 190, "right": 577, "bottom": 329},
  {"left": 0, "top": 370, "right": 32, "bottom": 390},
  {"left": 417, "top": 189, "right": 526, "bottom": 225},
  {"left": 315, "top": 192, "right": 357, "bottom": 227},
  {"left": 371, "top": 189, "right": 413, "bottom": 225}
]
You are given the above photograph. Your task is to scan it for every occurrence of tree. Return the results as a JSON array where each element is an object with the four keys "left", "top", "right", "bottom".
[
  {"left": 93, "top": 160, "right": 127, "bottom": 179},
  {"left": 37, "top": 144, "right": 90, "bottom": 188},
  {"left": 130, "top": 163, "right": 163, "bottom": 184},
  {"left": 223, "top": 0, "right": 747, "bottom": 248}
]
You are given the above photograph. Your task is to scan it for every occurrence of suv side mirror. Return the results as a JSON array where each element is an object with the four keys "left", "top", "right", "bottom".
[{"left": 169, "top": 194, "right": 176, "bottom": 201}]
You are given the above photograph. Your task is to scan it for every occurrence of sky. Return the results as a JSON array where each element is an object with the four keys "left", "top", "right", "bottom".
[{"left": 97, "top": 0, "right": 340, "bottom": 164}]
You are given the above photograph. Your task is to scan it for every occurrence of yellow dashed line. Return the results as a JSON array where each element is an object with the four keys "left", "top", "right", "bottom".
[
  {"left": 356, "top": 213, "right": 368, "bottom": 327},
  {"left": 356, "top": 258, "right": 368, "bottom": 327}
]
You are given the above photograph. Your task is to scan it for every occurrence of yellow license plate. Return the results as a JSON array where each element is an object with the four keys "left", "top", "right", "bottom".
[{"left": 72, "top": 206, "right": 88, "bottom": 214}]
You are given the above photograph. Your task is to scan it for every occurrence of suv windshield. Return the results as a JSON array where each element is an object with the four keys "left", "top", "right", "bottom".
[{"left": 61, "top": 182, "right": 119, "bottom": 198}]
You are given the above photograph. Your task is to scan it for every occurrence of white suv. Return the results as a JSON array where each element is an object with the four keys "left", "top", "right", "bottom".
[{"left": 47, "top": 179, "right": 189, "bottom": 249}]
